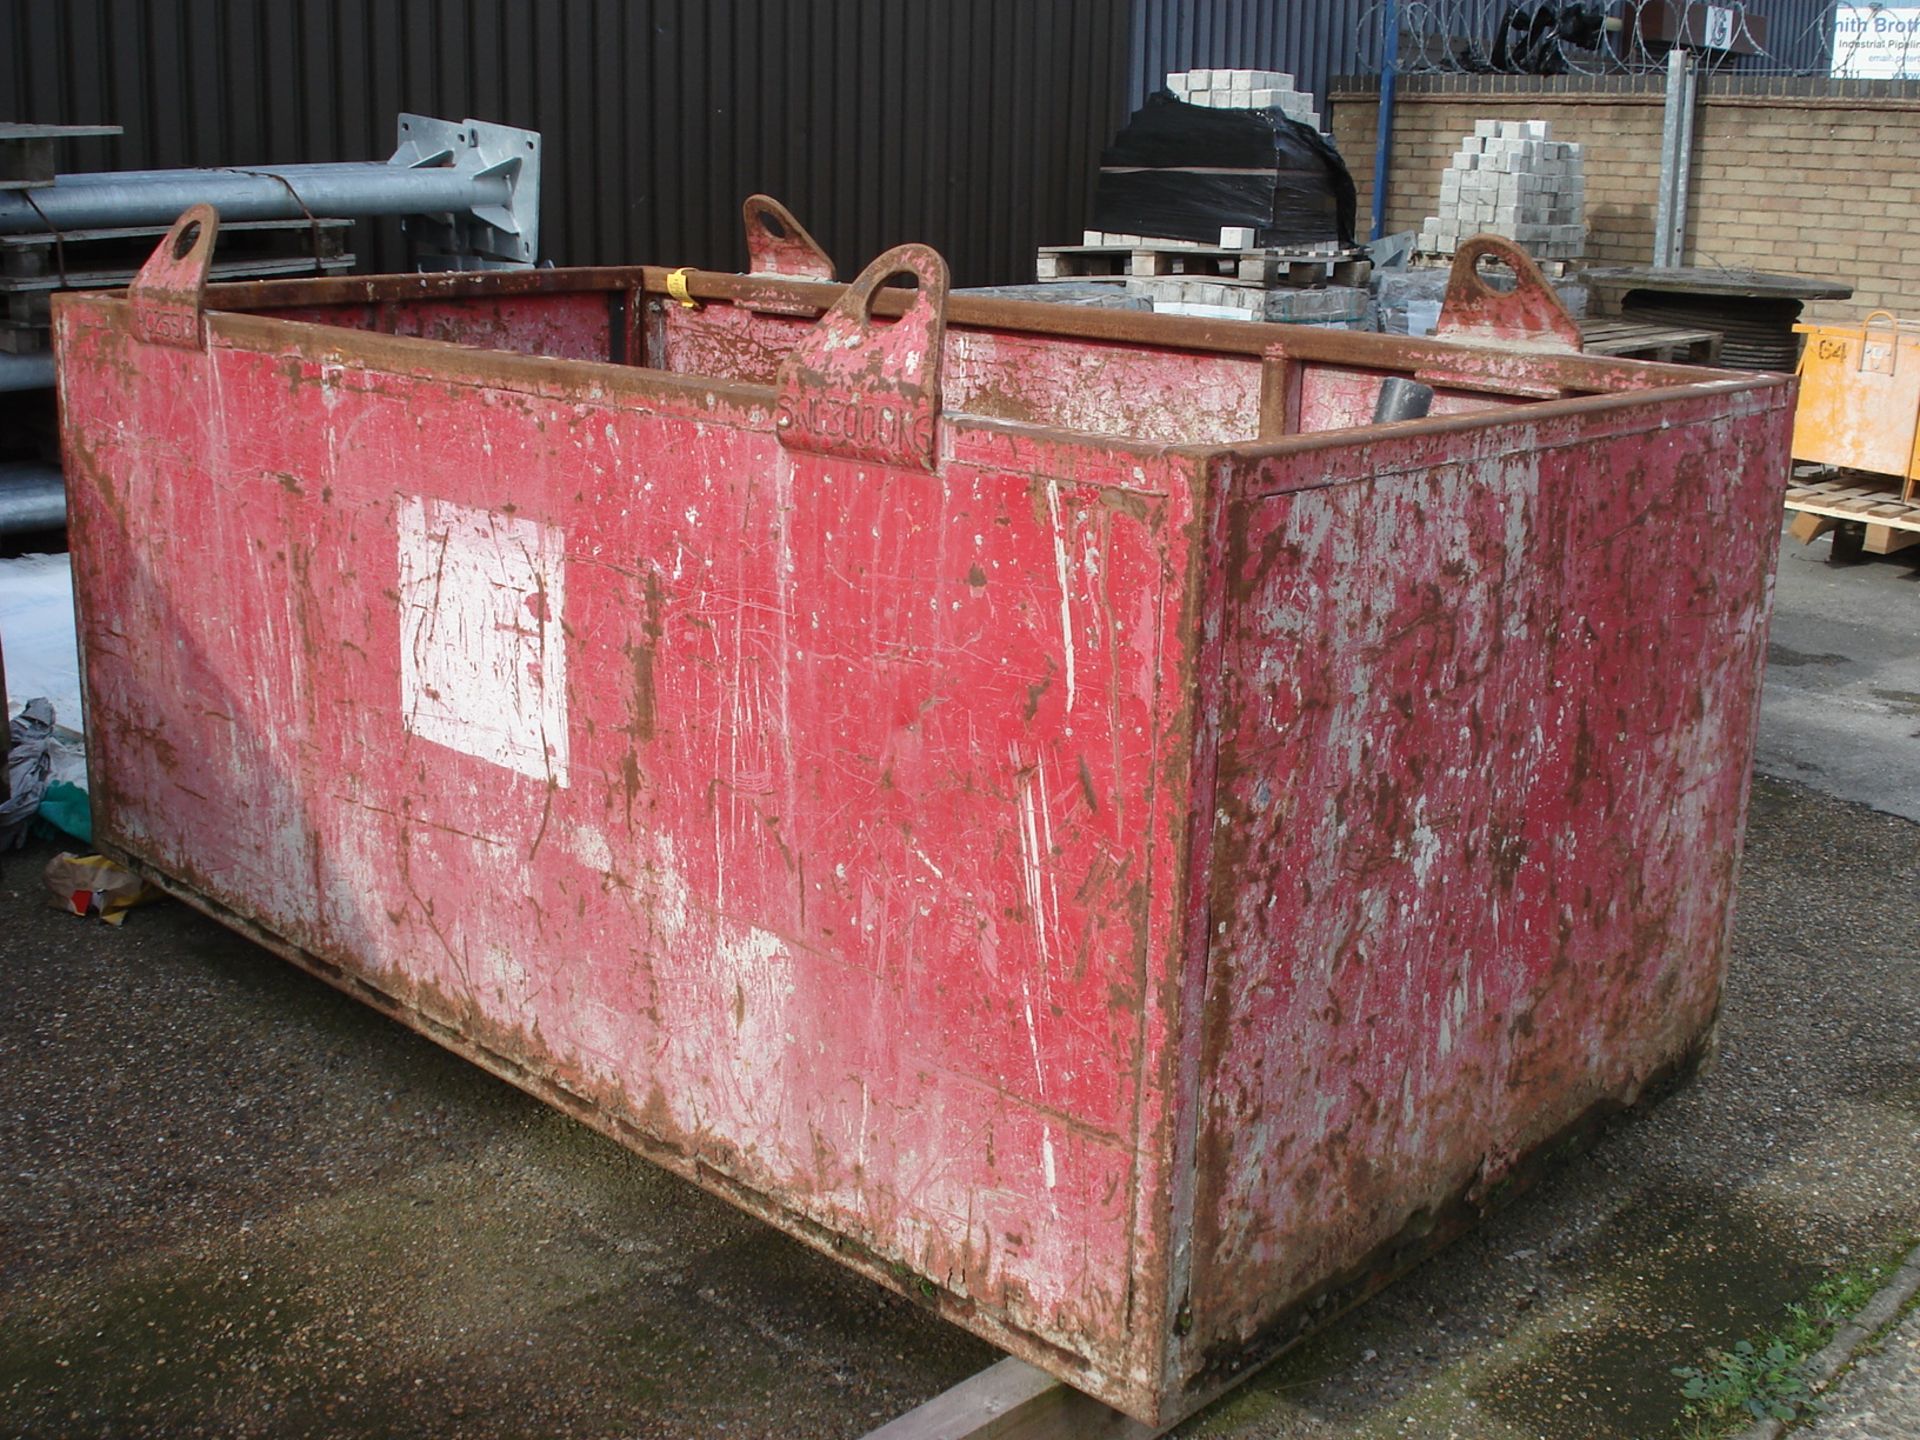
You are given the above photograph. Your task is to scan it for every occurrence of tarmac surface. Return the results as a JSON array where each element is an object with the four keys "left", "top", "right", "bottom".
[
  {"left": 1756, "top": 528, "right": 1920, "bottom": 821},
  {"left": 1, "top": 530, "right": 1917, "bottom": 1440}
]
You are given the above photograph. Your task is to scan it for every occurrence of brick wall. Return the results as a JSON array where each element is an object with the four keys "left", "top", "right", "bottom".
[{"left": 1331, "top": 75, "right": 1920, "bottom": 325}]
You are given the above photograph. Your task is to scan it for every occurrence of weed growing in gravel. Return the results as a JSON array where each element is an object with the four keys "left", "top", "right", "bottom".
[
  {"left": 1671, "top": 1337, "right": 1818, "bottom": 1427},
  {"left": 1668, "top": 1253, "right": 1901, "bottom": 1436}
]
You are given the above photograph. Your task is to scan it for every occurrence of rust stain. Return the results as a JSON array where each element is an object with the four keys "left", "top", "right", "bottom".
[{"left": 631, "top": 569, "right": 664, "bottom": 743}]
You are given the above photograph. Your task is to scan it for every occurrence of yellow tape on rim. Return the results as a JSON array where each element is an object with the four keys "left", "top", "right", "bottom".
[{"left": 666, "top": 267, "right": 699, "bottom": 309}]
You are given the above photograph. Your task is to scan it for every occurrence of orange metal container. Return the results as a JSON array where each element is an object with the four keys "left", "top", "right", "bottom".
[{"left": 1792, "top": 310, "right": 1920, "bottom": 497}]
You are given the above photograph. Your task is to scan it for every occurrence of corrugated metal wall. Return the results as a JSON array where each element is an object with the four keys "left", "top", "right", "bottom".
[
  {"left": 1128, "top": 0, "right": 1843, "bottom": 113},
  {"left": 1127, "top": 0, "right": 1378, "bottom": 111},
  {"left": 1754, "top": 0, "right": 1842, "bottom": 74},
  {"left": 0, "top": 0, "right": 1131, "bottom": 285}
]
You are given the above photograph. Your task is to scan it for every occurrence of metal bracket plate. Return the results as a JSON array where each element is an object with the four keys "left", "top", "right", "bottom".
[
  {"left": 127, "top": 204, "right": 217, "bottom": 349},
  {"left": 775, "top": 243, "right": 949, "bottom": 472},
  {"left": 390, "top": 114, "right": 540, "bottom": 269}
]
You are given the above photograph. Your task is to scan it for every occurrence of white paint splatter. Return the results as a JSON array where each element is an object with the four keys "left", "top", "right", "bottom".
[
  {"left": 1045, "top": 480, "right": 1076, "bottom": 712},
  {"left": 1017, "top": 773, "right": 1051, "bottom": 977},
  {"left": 1408, "top": 798, "right": 1440, "bottom": 886},
  {"left": 646, "top": 832, "right": 692, "bottom": 939},
  {"left": 1021, "top": 981, "right": 1046, "bottom": 1098},
  {"left": 396, "top": 496, "right": 569, "bottom": 785},
  {"left": 570, "top": 824, "right": 613, "bottom": 872}
]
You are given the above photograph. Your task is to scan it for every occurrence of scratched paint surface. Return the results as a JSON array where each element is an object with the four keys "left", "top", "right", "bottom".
[
  {"left": 1296, "top": 364, "right": 1529, "bottom": 431},
  {"left": 56, "top": 301, "right": 1204, "bottom": 1413},
  {"left": 260, "top": 291, "right": 616, "bottom": 361},
  {"left": 55, "top": 272, "right": 1797, "bottom": 1425},
  {"left": 1179, "top": 388, "right": 1793, "bottom": 1391},
  {"left": 663, "top": 303, "right": 1266, "bottom": 446}
]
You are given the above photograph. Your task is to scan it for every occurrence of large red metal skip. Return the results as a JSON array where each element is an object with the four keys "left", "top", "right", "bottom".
[{"left": 55, "top": 205, "right": 1794, "bottom": 1425}]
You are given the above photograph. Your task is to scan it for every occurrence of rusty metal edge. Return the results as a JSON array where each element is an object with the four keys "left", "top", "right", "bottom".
[
  {"left": 1114, "top": 446, "right": 1205, "bottom": 1401},
  {"left": 102, "top": 279, "right": 1801, "bottom": 484},
  {"left": 100, "top": 841, "right": 1168, "bottom": 1424},
  {"left": 190, "top": 267, "right": 1796, "bottom": 464},
  {"left": 1168, "top": 1031, "right": 1722, "bottom": 1419},
  {"left": 208, "top": 305, "right": 783, "bottom": 424},
  {"left": 54, "top": 292, "right": 1215, "bottom": 479},
  {"left": 1219, "top": 379, "right": 1801, "bottom": 487},
  {"left": 194, "top": 262, "right": 1726, "bottom": 396},
  {"left": 1150, "top": 451, "right": 1236, "bottom": 1410}
]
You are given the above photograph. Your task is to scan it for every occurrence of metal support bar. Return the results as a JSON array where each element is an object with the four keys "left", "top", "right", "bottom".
[
  {"left": 389, "top": 114, "right": 542, "bottom": 267},
  {"left": 0, "top": 463, "right": 67, "bottom": 534},
  {"left": 858, "top": 1358, "right": 1162, "bottom": 1440},
  {"left": 0, "top": 115, "right": 540, "bottom": 268},
  {"left": 0, "top": 352, "right": 56, "bottom": 392},
  {"left": 1673, "top": 53, "right": 1698, "bottom": 262},
  {"left": 1371, "top": 0, "right": 1401, "bottom": 242},
  {"left": 0, "top": 164, "right": 506, "bottom": 232},
  {"left": 1652, "top": 47, "right": 1698, "bottom": 267}
]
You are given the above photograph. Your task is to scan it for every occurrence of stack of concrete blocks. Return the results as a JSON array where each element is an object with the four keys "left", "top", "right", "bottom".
[
  {"left": 1133, "top": 282, "right": 1369, "bottom": 325},
  {"left": 1218, "top": 226, "right": 1342, "bottom": 257},
  {"left": 1070, "top": 229, "right": 1343, "bottom": 258},
  {"left": 1165, "top": 69, "right": 1322, "bottom": 131},
  {"left": 1074, "top": 231, "right": 1205, "bottom": 250},
  {"left": 1417, "top": 120, "right": 1587, "bottom": 263}
]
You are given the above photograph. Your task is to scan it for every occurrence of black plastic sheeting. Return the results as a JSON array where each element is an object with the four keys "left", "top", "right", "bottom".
[{"left": 1092, "top": 91, "right": 1356, "bottom": 250}]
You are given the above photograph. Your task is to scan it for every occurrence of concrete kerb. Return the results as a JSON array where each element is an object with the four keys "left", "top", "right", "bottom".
[{"left": 1732, "top": 1242, "right": 1920, "bottom": 1440}]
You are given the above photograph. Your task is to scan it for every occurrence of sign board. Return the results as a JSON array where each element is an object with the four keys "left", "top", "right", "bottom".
[
  {"left": 1833, "top": 5, "right": 1920, "bottom": 77},
  {"left": 1636, "top": 1, "right": 1767, "bottom": 57}
]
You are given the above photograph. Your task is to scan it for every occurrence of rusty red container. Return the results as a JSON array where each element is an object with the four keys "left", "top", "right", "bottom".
[{"left": 54, "top": 206, "right": 1793, "bottom": 1426}]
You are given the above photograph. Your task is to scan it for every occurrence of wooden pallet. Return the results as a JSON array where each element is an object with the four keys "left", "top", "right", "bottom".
[
  {"left": 1038, "top": 243, "right": 1368, "bottom": 288},
  {"left": 1578, "top": 317, "right": 1721, "bottom": 364},
  {"left": 1784, "top": 467, "right": 1920, "bottom": 556}
]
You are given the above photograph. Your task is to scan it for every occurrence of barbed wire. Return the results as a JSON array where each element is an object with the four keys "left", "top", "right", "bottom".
[{"left": 1350, "top": 1, "right": 1920, "bottom": 80}]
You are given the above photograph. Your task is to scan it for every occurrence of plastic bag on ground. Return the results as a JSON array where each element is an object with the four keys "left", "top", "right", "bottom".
[
  {"left": 44, "top": 851, "right": 158, "bottom": 925},
  {"left": 1, "top": 698, "right": 57, "bottom": 849},
  {"left": 0, "top": 697, "right": 91, "bottom": 846}
]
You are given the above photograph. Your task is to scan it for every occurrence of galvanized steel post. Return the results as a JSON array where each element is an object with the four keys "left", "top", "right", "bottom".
[
  {"left": 0, "top": 115, "right": 541, "bottom": 268},
  {"left": 0, "top": 164, "right": 502, "bottom": 232},
  {"left": 1653, "top": 46, "right": 1699, "bottom": 267},
  {"left": 1371, "top": 0, "right": 1400, "bottom": 241}
]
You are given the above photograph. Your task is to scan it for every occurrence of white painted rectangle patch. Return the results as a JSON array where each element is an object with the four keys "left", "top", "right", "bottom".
[{"left": 397, "top": 496, "right": 569, "bottom": 786}]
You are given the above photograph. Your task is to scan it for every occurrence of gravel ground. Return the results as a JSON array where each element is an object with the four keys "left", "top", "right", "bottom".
[{"left": 2, "top": 772, "right": 1914, "bottom": 1440}]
